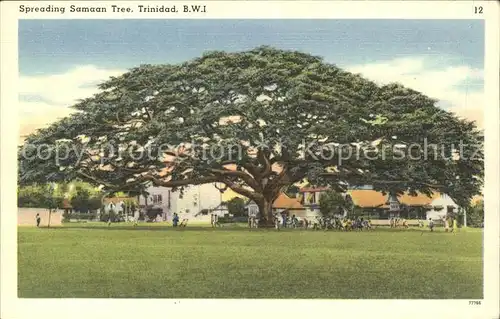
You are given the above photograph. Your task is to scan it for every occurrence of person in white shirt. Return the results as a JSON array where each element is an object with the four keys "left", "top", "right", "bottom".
[
  {"left": 274, "top": 213, "right": 280, "bottom": 230},
  {"left": 249, "top": 211, "right": 258, "bottom": 228}
]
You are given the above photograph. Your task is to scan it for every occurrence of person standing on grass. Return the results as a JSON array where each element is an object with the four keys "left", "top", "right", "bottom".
[
  {"left": 252, "top": 212, "right": 259, "bottom": 228},
  {"left": 443, "top": 216, "right": 449, "bottom": 232},
  {"left": 35, "top": 213, "right": 41, "bottom": 227},
  {"left": 214, "top": 214, "right": 219, "bottom": 228},
  {"left": 428, "top": 218, "right": 434, "bottom": 232},
  {"left": 402, "top": 218, "right": 408, "bottom": 229},
  {"left": 451, "top": 218, "right": 458, "bottom": 233},
  {"left": 172, "top": 213, "right": 179, "bottom": 227},
  {"left": 133, "top": 209, "right": 139, "bottom": 227},
  {"left": 282, "top": 212, "right": 287, "bottom": 229}
]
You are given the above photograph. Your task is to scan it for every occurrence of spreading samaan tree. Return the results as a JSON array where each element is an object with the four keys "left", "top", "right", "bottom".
[{"left": 19, "top": 47, "right": 484, "bottom": 225}]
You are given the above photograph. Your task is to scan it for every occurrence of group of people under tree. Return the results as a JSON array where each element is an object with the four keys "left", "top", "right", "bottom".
[
  {"left": 263, "top": 211, "right": 374, "bottom": 231},
  {"left": 310, "top": 216, "right": 373, "bottom": 231},
  {"left": 389, "top": 217, "right": 410, "bottom": 229}
]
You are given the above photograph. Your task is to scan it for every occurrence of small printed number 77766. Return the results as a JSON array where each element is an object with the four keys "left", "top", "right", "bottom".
[{"left": 469, "top": 301, "right": 481, "bottom": 305}]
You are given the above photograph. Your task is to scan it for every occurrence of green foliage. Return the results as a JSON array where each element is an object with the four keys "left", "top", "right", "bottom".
[
  {"left": 19, "top": 47, "right": 484, "bottom": 220},
  {"left": 18, "top": 181, "right": 102, "bottom": 222},
  {"left": 71, "top": 187, "right": 101, "bottom": 214},
  {"left": 31, "top": 184, "right": 64, "bottom": 211},
  {"left": 284, "top": 185, "right": 300, "bottom": 198},
  {"left": 467, "top": 199, "right": 484, "bottom": 227},
  {"left": 62, "top": 212, "right": 96, "bottom": 223},
  {"left": 319, "top": 190, "right": 351, "bottom": 216},
  {"left": 18, "top": 184, "right": 46, "bottom": 207},
  {"left": 350, "top": 206, "right": 367, "bottom": 218},
  {"left": 226, "top": 197, "right": 246, "bottom": 216}
]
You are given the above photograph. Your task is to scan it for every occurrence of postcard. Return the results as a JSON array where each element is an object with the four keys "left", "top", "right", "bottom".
[{"left": 1, "top": 1, "right": 499, "bottom": 319}]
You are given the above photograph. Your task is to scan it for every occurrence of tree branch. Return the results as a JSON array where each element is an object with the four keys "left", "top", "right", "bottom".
[
  {"left": 209, "top": 168, "right": 261, "bottom": 191},
  {"left": 221, "top": 177, "right": 262, "bottom": 202}
]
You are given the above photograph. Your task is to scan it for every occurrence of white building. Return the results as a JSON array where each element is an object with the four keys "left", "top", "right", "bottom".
[
  {"left": 139, "top": 183, "right": 222, "bottom": 221},
  {"left": 426, "top": 193, "right": 459, "bottom": 221}
]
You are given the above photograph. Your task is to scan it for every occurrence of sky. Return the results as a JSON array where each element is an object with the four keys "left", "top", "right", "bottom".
[{"left": 18, "top": 19, "right": 485, "bottom": 141}]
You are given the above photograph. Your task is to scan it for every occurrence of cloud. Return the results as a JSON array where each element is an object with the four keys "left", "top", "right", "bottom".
[
  {"left": 345, "top": 57, "right": 484, "bottom": 128},
  {"left": 19, "top": 65, "right": 126, "bottom": 141},
  {"left": 19, "top": 65, "right": 125, "bottom": 107}
]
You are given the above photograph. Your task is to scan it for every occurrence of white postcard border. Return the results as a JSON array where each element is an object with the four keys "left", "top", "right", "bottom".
[{"left": 1, "top": 1, "right": 499, "bottom": 319}]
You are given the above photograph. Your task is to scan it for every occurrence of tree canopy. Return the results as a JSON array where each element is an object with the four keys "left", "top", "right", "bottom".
[
  {"left": 226, "top": 197, "right": 247, "bottom": 217},
  {"left": 19, "top": 46, "right": 484, "bottom": 223},
  {"left": 319, "top": 190, "right": 352, "bottom": 217},
  {"left": 467, "top": 199, "right": 484, "bottom": 227}
]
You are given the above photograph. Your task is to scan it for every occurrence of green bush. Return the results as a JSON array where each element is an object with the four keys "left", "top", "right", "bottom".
[{"left": 63, "top": 211, "right": 97, "bottom": 222}]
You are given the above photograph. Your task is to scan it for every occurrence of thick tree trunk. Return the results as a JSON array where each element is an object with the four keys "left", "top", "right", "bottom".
[{"left": 257, "top": 199, "right": 274, "bottom": 227}]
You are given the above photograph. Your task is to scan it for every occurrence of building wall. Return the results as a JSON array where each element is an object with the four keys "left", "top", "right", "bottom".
[
  {"left": 140, "top": 183, "right": 222, "bottom": 221},
  {"left": 18, "top": 208, "right": 63, "bottom": 226},
  {"left": 247, "top": 202, "right": 259, "bottom": 216},
  {"left": 170, "top": 183, "right": 221, "bottom": 216},
  {"left": 139, "top": 186, "right": 170, "bottom": 220},
  {"left": 426, "top": 194, "right": 458, "bottom": 221}
]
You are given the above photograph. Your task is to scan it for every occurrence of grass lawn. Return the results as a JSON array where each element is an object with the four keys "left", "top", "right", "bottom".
[{"left": 18, "top": 224, "right": 483, "bottom": 299}]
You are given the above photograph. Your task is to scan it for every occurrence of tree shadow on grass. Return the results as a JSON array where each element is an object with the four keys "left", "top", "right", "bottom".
[
  {"left": 39, "top": 224, "right": 253, "bottom": 232},
  {"left": 36, "top": 224, "right": 439, "bottom": 233}
]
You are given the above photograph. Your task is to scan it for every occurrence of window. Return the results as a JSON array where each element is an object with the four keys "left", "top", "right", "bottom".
[{"left": 152, "top": 194, "right": 163, "bottom": 204}]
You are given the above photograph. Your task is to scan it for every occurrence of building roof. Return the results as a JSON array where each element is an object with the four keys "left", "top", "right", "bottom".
[
  {"left": 347, "top": 190, "right": 439, "bottom": 208},
  {"left": 347, "top": 190, "right": 387, "bottom": 208},
  {"left": 398, "top": 192, "right": 440, "bottom": 206},
  {"left": 273, "top": 193, "right": 305, "bottom": 210}
]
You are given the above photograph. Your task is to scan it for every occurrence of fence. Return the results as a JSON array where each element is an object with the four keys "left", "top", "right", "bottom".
[{"left": 18, "top": 208, "right": 63, "bottom": 226}]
